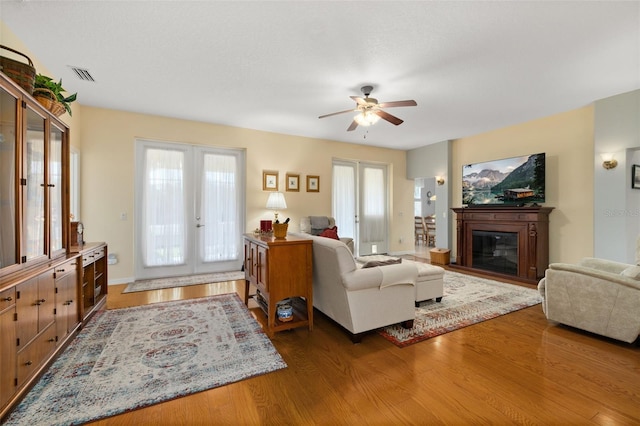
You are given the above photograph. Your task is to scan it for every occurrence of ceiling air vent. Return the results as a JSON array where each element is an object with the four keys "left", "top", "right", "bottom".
[{"left": 69, "top": 66, "right": 95, "bottom": 82}]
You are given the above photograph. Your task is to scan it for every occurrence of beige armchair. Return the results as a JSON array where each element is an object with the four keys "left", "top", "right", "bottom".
[{"left": 538, "top": 258, "right": 640, "bottom": 343}]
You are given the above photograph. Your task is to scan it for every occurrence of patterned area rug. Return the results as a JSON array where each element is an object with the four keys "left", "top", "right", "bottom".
[
  {"left": 4, "top": 294, "right": 286, "bottom": 425},
  {"left": 123, "top": 270, "right": 245, "bottom": 293},
  {"left": 379, "top": 270, "right": 542, "bottom": 347}
]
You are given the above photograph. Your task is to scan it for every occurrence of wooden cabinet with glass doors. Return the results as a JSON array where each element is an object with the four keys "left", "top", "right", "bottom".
[{"left": 0, "top": 72, "right": 106, "bottom": 420}]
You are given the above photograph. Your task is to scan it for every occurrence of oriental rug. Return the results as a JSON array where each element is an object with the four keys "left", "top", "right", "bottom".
[
  {"left": 379, "top": 270, "right": 542, "bottom": 347},
  {"left": 4, "top": 294, "right": 286, "bottom": 426},
  {"left": 123, "top": 270, "right": 245, "bottom": 293}
]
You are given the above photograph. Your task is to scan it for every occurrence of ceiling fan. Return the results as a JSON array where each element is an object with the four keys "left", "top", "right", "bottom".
[{"left": 319, "top": 85, "right": 417, "bottom": 131}]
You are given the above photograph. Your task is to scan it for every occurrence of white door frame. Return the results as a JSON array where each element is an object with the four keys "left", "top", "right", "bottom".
[
  {"left": 332, "top": 159, "right": 389, "bottom": 256},
  {"left": 134, "top": 139, "right": 245, "bottom": 280}
]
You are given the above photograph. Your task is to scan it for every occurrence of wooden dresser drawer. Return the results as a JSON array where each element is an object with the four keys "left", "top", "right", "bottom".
[
  {"left": 53, "top": 259, "right": 79, "bottom": 280},
  {"left": 17, "top": 324, "right": 57, "bottom": 387}
]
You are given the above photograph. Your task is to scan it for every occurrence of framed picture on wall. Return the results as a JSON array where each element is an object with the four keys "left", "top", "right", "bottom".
[
  {"left": 632, "top": 165, "right": 640, "bottom": 189},
  {"left": 286, "top": 173, "right": 300, "bottom": 192},
  {"left": 263, "top": 171, "right": 278, "bottom": 191},
  {"left": 307, "top": 175, "right": 319, "bottom": 192}
]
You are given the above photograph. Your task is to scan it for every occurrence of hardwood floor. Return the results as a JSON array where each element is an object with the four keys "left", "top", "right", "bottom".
[{"left": 90, "top": 267, "right": 640, "bottom": 425}]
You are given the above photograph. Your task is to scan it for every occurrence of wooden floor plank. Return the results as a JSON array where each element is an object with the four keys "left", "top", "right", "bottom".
[{"left": 80, "top": 272, "right": 640, "bottom": 425}]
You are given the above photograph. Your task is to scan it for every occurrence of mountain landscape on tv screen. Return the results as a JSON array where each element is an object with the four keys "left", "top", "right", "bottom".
[{"left": 462, "top": 153, "right": 545, "bottom": 205}]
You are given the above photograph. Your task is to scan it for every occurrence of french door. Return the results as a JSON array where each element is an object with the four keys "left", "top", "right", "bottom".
[
  {"left": 332, "top": 160, "right": 389, "bottom": 256},
  {"left": 134, "top": 139, "right": 245, "bottom": 280}
]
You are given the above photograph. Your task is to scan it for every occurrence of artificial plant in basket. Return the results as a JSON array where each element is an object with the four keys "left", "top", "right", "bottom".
[{"left": 33, "top": 74, "right": 77, "bottom": 116}]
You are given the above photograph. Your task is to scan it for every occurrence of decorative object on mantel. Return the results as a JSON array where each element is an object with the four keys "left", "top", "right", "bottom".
[
  {"left": 32, "top": 73, "right": 77, "bottom": 117},
  {"left": 0, "top": 45, "right": 36, "bottom": 93}
]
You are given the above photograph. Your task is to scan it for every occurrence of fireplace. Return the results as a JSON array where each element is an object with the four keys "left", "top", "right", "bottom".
[
  {"left": 472, "top": 230, "right": 518, "bottom": 276},
  {"left": 451, "top": 206, "right": 553, "bottom": 283}
]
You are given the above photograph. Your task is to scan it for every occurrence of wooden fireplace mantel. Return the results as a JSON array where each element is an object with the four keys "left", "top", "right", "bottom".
[{"left": 451, "top": 206, "right": 554, "bottom": 283}]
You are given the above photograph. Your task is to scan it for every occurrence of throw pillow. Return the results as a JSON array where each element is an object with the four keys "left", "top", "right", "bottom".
[
  {"left": 319, "top": 226, "right": 339, "bottom": 240},
  {"left": 621, "top": 265, "right": 640, "bottom": 280},
  {"left": 362, "top": 258, "right": 402, "bottom": 268}
]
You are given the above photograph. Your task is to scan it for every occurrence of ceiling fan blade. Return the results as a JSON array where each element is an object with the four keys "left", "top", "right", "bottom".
[
  {"left": 377, "top": 100, "right": 417, "bottom": 108},
  {"left": 350, "top": 96, "right": 367, "bottom": 106},
  {"left": 347, "top": 120, "right": 359, "bottom": 131},
  {"left": 375, "top": 109, "right": 404, "bottom": 126},
  {"left": 319, "top": 108, "right": 356, "bottom": 119}
]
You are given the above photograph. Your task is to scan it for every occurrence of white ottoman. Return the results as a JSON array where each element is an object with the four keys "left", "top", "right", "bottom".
[
  {"left": 355, "top": 255, "right": 445, "bottom": 306},
  {"left": 413, "top": 261, "right": 445, "bottom": 306}
]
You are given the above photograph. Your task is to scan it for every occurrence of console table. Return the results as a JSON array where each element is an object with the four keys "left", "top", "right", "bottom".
[
  {"left": 451, "top": 207, "right": 553, "bottom": 283},
  {"left": 242, "top": 234, "right": 313, "bottom": 337}
]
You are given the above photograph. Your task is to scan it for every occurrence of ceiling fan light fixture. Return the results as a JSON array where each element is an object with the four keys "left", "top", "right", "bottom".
[{"left": 354, "top": 110, "right": 380, "bottom": 126}]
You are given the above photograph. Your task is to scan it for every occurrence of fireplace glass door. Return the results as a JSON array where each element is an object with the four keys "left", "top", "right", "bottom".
[{"left": 472, "top": 230, "right": 518, "bottom": 276}]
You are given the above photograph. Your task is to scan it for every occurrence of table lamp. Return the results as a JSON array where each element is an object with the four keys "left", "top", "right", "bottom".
[{"left": 266, "top": 192, "right": 287, "bottom": 223}]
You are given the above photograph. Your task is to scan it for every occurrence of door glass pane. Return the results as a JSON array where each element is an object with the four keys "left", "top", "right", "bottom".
[
  {"left": 361, "top": 166, "right": 385, "bottom": 243},
  {"left": 50, "top": 125, "right": 63, "bottom": 252},
  {"left": 25, "top": 107, "right": 46, "bottom": 261},
  {"left": 0, "top": 88, "right": 17, "bottom": 268},
  {"left": 200, "top": 152, "right": 238, "bottom": 262},
  {"left": 332, "top": 162, "right": 356, "bottom": 239},
  {"left": 141, "top": 147, "right": 186, "bottom": 267}
]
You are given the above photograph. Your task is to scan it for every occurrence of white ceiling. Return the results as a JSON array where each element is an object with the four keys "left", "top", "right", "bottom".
[{"left": 2, "top": 1, "right": 639, "bottom": 150}]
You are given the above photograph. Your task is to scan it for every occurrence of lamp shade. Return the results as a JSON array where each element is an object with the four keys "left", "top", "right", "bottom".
[
  {"left": 266, "top": 192, "right": 287, "bottom": 210},
  {"left": 354, "top": 110, "right": 381, "bottom": 126}
]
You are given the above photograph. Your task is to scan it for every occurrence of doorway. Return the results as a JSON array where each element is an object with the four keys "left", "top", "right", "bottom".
[
  {"left": 134, "top": 139, "right": 245, "bottom": 280},
  {"left": 414, "top": 177, "right": 436, "bottom": 258}
]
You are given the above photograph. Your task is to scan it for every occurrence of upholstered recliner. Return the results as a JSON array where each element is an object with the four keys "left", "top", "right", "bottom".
[
  {"left": 538, "top": 258, "right": 640, "bottom": 343},
  {"left": 299, "top": 216, "right": 354, "bottom": 253}
]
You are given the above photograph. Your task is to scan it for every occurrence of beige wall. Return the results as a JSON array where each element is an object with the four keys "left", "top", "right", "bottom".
[
  {"left": 79, "top": 107, "right": 415, "bottom": 283},
  {"left": 451, "top": 106, "right": 595, "bottom": 264}
]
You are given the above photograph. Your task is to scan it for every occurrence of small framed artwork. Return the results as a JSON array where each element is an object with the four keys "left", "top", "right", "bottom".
[
  {"left": 263, "top": 170, "right": 278, "bottom": 191},
  {"left": 307, "top": 175, "right": 320, "bottom": 192},
  {"left": 286, "top": 173, "right": 300, "bottom": 192},
  {"left": 633, "top": 165, "right": 640, "bottom": 189}
]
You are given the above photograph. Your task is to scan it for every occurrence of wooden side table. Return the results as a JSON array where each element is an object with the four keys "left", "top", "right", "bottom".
[{"left": 243, "top": 233, "right": 313, "bottom": 337}]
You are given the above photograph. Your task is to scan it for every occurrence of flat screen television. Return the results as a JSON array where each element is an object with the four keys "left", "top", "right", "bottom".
[{"left": 462, "top": 153, "right": 545, "bottom": 206}]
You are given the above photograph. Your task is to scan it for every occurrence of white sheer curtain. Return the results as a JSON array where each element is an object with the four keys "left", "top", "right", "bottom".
[
  {"left": 142, "top": 147, "right": 187, "bottom": 267},
  {"left": 136, "top": 140, "right": 245, "bottom": 279},
  {"left": 332, "top": 162, "right": 356, "bottom": 239},
  {"left": 361, "top": 166, "right": 385, "bottom": 243},
  {"left": 200, "top": 152, "right": 238, "bottom": 262}
]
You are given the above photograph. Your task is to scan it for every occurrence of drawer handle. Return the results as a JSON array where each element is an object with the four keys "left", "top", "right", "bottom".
[
  {"left": 34, "top": 298, "right": 46, "bottom": 306},
  {"left": 64, "top": 300, "right": 73, "bottom": 305},
  {"left": 56, "top": 268, "right": 65, "bottom": 272},
  {"left": 2, "top": 296, "right": 12, "bottom": 302},
  {"left": 48, "top": 338, "right": 56, "bottom": 343},
  {"left": 25, "top": 361, "right": 33, "bottom": 366}
]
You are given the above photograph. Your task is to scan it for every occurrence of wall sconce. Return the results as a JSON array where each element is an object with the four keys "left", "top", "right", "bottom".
[
  {"left": 436, "top": 176, "right": 445, "bottom": 185},
  {"left": 602, "top": 154, "right": 618, "bottom": 170}
]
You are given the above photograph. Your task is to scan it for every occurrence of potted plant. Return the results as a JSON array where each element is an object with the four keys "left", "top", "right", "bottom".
[{"left": 32, "top": 74, "right": 77, "bottom": 117}]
